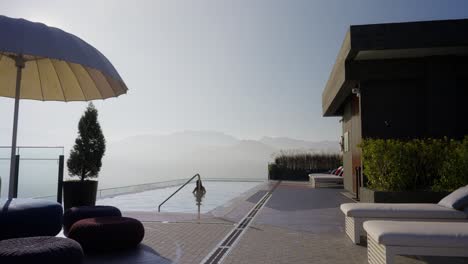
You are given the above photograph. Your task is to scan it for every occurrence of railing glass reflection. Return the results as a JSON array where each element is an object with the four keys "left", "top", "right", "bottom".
[{"left": 0, "top": 146, "right": 64, "bottom": 200}]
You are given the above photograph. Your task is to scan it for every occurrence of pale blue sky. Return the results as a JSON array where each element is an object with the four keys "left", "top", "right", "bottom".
[{"left": 0, "top": 0, "right": 467, "bottom": 146}]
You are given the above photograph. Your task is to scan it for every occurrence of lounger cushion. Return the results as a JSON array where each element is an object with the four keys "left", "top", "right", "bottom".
[
  {"left": 310, "top": 174, "right": 342, "bottom": 179},
  {"left": 364, "top": 220, "right": 468, "bottom": 248},
  {"left": 0, "top": 198, "right": 63, "bottom": 240},
  {"left": 309, "top": 174, "right": 343, "bottom": 182},
  {"left": 438, "top": 186, "right": 468, "bottom": 210},
  {"left": 340, "top": 203, "right": 467, "bottom": 219}
]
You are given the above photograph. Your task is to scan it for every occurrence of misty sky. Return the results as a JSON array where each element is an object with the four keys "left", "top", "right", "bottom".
[{"left": 1, "top": 0, "right": 468, "bottom": 148}]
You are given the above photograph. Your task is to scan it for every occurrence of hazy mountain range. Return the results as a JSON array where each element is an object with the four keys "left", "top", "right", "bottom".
[
  {"left": 107, "top": 130, "right": 339, "bottom": 161},
  {"left": 0, "top": 130, "right": 339, "bottom": 198},
  {"left": 97, "top": 131, "right": 339, "bottom": 188}
]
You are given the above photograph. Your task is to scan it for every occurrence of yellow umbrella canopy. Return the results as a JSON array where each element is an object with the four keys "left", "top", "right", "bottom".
[
  {"left": 0, "top": 53, "right": 127, "bottom": 101},
  {"left": 0, "top": 15, "right": 128, "bottom": 198}
]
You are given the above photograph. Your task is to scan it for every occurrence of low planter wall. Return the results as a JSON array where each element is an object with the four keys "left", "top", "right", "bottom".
[{"left": 359, "top": 187, "right": 449, "bottom": 203}]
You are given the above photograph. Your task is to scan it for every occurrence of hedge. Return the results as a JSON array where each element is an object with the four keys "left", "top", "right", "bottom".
[
  {"left": 269, "top": 152, "right": 342, "bottom": 181},
  {"left": 361, "top": 137, "right": 468, "bottom": 192}
]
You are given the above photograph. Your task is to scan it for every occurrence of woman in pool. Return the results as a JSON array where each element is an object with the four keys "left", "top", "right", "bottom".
[
  {"left": 193, "top": 179, "right": 206, "bottom": 214},
  {"left": 193, "top": 179, "right": 206, "bottom": 195}
]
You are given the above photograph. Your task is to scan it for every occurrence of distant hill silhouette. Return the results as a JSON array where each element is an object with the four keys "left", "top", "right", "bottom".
[
  {"left": 99, "top": 131, "right": 339, "bottom": 188},
  {"left": 259, "top": 136, "right": 339, "bottom": 152}
]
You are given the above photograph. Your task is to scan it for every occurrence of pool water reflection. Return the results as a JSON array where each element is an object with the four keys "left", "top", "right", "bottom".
[{"left": 97, "top": 181, "right": 263, "bottom": 213}]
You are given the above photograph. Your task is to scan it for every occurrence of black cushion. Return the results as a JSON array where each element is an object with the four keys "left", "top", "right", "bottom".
[
  {"left": 63, "top": 205, "right": 122, "bottom": 236},
  {"left": 0, "top": 236, "right": 83, "bottom": 264},
  {"left": 68, "top": 216, "right": 144, "bottom": 252},
  {"left": 0, "top": 198, "right": 63, "bottom": 240}
]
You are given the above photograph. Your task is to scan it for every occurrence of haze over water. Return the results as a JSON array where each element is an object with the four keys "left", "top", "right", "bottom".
[{"left": 0, "top": 131, "right": 339, "bottom": 198}]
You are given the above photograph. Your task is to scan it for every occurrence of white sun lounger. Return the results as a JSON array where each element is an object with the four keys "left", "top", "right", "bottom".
[
  {"left": 341, "top": 203, "right": 468, "bottom": 244},
  {"left": 364, "top": 221, "right": 468, "bottom": 264},
  {"left": 309, "top": 174, "right": 343, "bottom": 188},
  {"left": 341, "top": 186, "right": 468, "bottom": 244}
]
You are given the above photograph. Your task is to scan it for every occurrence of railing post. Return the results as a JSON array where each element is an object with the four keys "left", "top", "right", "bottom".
[
  {"left": 158, "top": 173, "right": 201, "bottom": 212},
  {"left": 12, "top": 154, "right": 20, "bottom": 198},
  {"left": 57, "top": 155, "right": 64, "bottom": 204}
]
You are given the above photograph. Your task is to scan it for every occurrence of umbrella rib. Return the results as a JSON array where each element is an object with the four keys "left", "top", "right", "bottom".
[
  {"left": 65, "top": 61, "right": 87, "bottom": 101},
  {"left": 35, "top": 58, "right": 45, "bottom": 101},
  {"left": 83, "top": 67, "right": 104, "bottom": 99},
  {"left": 104, "top": 75, "right": 119, "bottom": 97},
  {"left": 50, "top": 59, "right": 68, "bottom": 102},
  {"left": 101, "top": 72, "right": 117, "bottom": 98}
]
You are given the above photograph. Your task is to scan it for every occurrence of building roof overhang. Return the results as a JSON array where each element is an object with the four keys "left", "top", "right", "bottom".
[{"left": 322, "top": 19, "right": 468, "bottom": 117}]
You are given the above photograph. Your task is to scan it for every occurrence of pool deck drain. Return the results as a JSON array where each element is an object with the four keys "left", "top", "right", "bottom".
[{"left": 200, "top": 181, "right": 281, "bottom": 264}]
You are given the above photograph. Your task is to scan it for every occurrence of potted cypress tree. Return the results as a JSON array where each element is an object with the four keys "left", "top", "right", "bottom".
[{"left": 63, "top": 103, "right": 106, "bottom": 210}]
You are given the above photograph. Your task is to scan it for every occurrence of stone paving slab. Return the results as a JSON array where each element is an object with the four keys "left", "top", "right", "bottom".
[
  {"left": 223, "top": 223, "right": 367, "bottom": 264},
  {"left": 222, "top": 223, "right": 468, "bottom": 264},
  {"left": 254, "top": 184, "right": 351, "bottom": 234},
  {"left": 211, "top": 181, "right": 273, "bottom": 223},
  {"left": 106, "top": 181, "right": 468, "bottom": 264},
  {"left": 142, "top": 221, "right": 234, "bottom": 264},
  {"left": 84, "top": 244, "right": 171, "bottom": 264},
  {"left": 123, "top": 211, "right": 213, "bottom": 222},
  {"left": 222, "top": 182, "right": 468, "bottom": 264}
]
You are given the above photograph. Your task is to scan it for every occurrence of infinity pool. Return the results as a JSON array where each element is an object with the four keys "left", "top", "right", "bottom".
[{"left": 97, "top": 181, "right": 264, "bottom": 213}]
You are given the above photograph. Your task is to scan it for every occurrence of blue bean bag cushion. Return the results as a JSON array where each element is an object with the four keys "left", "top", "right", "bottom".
[
  {"left": 0, "top": 199, "right": 63, "bottom": 240},
  {"left": 68, "top": 216, "right": 144, "bottom": 252},
  {"left": 0, "top": 236, "right": 83, "bottom": 264},
  {"left": 63, "top": 205, "right": 122, "bottom": 236}
]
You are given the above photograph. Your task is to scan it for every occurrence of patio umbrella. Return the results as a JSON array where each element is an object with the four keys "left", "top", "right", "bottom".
[{"left": 0, "top": 15, "right": 128, "bottom": 198}]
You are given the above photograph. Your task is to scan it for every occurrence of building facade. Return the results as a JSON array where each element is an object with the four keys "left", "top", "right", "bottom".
[{"left": 322, "top": 19, "right": 468, "bottom": 196}]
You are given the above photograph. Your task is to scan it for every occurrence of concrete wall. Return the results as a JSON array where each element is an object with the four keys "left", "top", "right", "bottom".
[
  {"left": 341, "top": 57, "right": 468, "bottom": 194},
  {"left": 342, "top": 96, "right": 361, "bottom": 194},
  {"left": 360, "top": 62, "right": 468, "bottom": 139}
]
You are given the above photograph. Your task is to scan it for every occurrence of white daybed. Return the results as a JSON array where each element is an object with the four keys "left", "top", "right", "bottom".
[
  {"left": 341, "top": 203, "right": 467, "bottom": 244},
  {"left": 309, "top": 173, "right": 343, "bottom": 188},
  {"left": 341, "top": 186, "right": 468, "bottom": 244},
  {"left": 364, "top": 220, "right": 468, "bottom": 264}
]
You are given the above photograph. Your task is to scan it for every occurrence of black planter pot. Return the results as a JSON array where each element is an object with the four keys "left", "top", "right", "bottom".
[{"left": 63, "top": 180, "right": 98, "bottom": 210}]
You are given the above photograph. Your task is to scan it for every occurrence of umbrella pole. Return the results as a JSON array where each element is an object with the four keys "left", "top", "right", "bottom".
[{"left": 8, "top": 56, "right": 24, "bottom": 199}]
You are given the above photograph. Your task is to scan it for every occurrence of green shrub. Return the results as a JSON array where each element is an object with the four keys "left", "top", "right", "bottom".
[
  {"left": 433, "top": 137, "right": 468, "bottom": 191},
  {"left": 361, "top": 137, "right": 466, "bottom": 192},
  {"left": 361, "top": 139, "right": 414, "bottom": 191}
]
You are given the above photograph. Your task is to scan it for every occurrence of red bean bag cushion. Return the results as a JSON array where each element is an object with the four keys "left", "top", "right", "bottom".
[
  {"left": 0, "top": 236, "right": 83, "bottom": 264},
  {"left": 68, "top": 216, "right": 144, "bottom": 252},
  {"left": 63, "top": 206, "right": 122, "bottom": 236}
]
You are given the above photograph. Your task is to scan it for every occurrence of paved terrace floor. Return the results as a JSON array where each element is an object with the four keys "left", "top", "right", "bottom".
[{"left": 84, "top": 181, "right": 468, "bottom": 264}]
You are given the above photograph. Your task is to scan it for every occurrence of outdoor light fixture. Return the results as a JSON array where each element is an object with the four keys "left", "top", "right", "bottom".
[{"left": 351, "top": 87, "right": 361, "bottom": 97}]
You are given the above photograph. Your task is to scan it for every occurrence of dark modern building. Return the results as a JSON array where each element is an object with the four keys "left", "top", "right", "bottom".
[{"left": 322, "top": 19, "right": 468, "bottom": 196}]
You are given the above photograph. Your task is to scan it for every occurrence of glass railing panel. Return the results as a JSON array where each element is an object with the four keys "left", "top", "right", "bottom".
[
  {"left": 17, "top": 159, "right": 59, "bottom": 199},
  {"left": 0, "top": 146, "right": 63, "bottom": 199},
  {"left": 0, "top": 148, "right": 9, "bottom": 199},
  {"left": 97, "top": 179, "right": 188, "bottom": 199}
]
